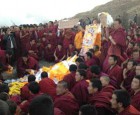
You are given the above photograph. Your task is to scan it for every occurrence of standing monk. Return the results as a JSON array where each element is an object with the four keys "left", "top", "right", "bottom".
[
  {"left": 74, "top": 26, "right": 84, "bottom": 52},
  {"left": 103, "top": 19, "right": 126, "bottom": 72}
]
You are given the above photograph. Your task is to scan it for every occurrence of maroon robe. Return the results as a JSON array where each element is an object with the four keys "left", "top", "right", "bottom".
[
  {"left": 131, "top": 91, "right": 140, "bottom": 111},
  {"left": 20, "top": 31, "right": 30, "bottom": 54},
  {"left": 63, "top": 72, "right": 76, "bottom": 91},
  {"left": 85, "top": 58, "right": 94, "bottom": 67},
  {"left": 20, "top": 93, "right": 41, "bottom": 113},
  {"left": 54, "top": 108, "right": 66, "bottom": 115},
  {"left": 106, "top": 64, "right": 123, "bottom": 89},
  {"left": 126, "top": 48, "right": 133, "bottom": 58},
  {"left": 101, "top": 85, "right": 115, "bottom": 96},
  {"left": 88, "top": 91, "right": 113, "bottom": 115},
  {"left": 47, "top": 34, "right": 57, "bottom": 46},
  {"left": 20, "top": 83, "right": 30, "bottom": 100},
  {"left": 37, "top": 30, "right": 44, "bottom": 39},
  {"left": 63, "top": 37, "right": 72, "bottom": 51},
  {"left": 39, "top": 78, "right": 56, "bottom": 100},
  {"left": 44, "top": 46, "right": 55, "bottom": 62},
  {"left": 118, "top": 105, "right": 140, "bottom": 115},
  {"left": 123, "top": 69, "right": 136, "bottom": 92},
  {"left": 67, "top": 46, "right": 75, "bottom": 57},
  {"left": 55, "top": 47, "right": 66, "bottom": 62},
  {"left": 103, "top": 28, "right": 126, "bottom": 72},
  {"left": 54, "top": 91, "right": 79, "bottom": 115},
  {"left": 17, "top": 56, "right": 39, "bottom": 77},
  {"left": 26, "top": 43, "right": 39, "bottom": 60},
  {"left": 71, "top": 80, "right": 89, "bottom": 106}
]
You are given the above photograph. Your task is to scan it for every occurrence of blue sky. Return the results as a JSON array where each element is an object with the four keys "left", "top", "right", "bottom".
[{"left": 0, "top": 0, "right": 112, "bottom": 26}]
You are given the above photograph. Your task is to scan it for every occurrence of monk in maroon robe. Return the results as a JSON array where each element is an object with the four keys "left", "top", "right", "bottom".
[
  {"left": 63, "top": 29, "right": 73, "bottom": 51},
  {"left": 131, "top": 75, "right": 140, "bottom": 111},
  {"left": 44, "top": 43, "right": 55, "bottom": 62},
  {"left": 121, "top": 60, "right": 136, "bottom": 92},
  {"left": 46, "top": 31, "right": 57, "bottom": 46},
  {"left": 103, "top": 19, "right": 126, "bottom": 72},
  {"left": 20, "top": 82, "right": 42, "bottom": 114},
  {"left": 111, "top": 90, "right": 140, "bottom": 115},
  {"left": 126, "top": 42, "right": 135, "bottom": 58},
  {"left": 71, "top": 70, "right": 89, "bottom": 106},
  {"left": 20, "top": 75, "right": 36, "bottom": 100},
  {"left": 54, "top": 81, "right": 79, "bottom": 115},
  {"left": 20, "top": 26, "right": 30, "bottom": 54},
  {"left": 88, "top": 79, "right": 114, "bottom": 115},
  {"left": 63, "top": 64, "right": 77, "bottom": 91},
  {"left": 105, "top": 55, "right": 123, "bottom": 89},
  {"left": 26, "top": 39, "right": 39, "bottom": 60},
  {"left": 84, "top": 52, "right": 95, "bottom": 67},
  {"left": 100, "top": 76, "right": 115, "bottom": 94},
  {"left": 67, "top": 44, "right": 75, "bottom": 57},
  {"left": 54, "top": 108, "right": 65, "bottom": 115},
  {"left": 17, "top": 53, "right": 39, "bottom": 78},
  {"left": 39, "top": 72, "right": 56, "bottom": 100},
  {"left": 54, "top": 44, "right": 66, "bottom": 63}
]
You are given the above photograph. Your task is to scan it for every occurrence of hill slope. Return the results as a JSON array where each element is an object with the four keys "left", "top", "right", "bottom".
[{"left": 74, "top": 0, "right": 140, "bottom": 26}]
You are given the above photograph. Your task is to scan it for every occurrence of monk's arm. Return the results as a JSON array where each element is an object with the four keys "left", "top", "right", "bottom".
[{"left": 109, "top": 36, "right": 116, "bottom": 45}]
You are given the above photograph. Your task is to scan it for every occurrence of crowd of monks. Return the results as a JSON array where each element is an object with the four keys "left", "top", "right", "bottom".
[{"left": 0, "top": 18, "right": 140, "bottom": 115}]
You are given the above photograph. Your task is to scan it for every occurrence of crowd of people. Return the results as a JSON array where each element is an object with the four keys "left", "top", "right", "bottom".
[{"left": 0, "top": 15, "right": 140, "bottom": 115}]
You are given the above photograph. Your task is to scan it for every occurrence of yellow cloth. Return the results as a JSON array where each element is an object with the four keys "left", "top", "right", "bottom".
[{"left": 74, "top": 31, "right": 83, "bottom": 50}]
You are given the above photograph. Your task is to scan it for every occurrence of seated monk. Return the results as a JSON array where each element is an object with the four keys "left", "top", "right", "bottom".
[
  {"left": 26, "top": 39, "right": 39, "bottom": 60},
  {"left": 79, "top": 104, "right": 97, "bottom": 115},
  {"left": 131, "top": 75, "right": 140, "bottom": 111},
  {"left": 54, "top": 81, "right": 79, "bottom": 115},
  {"left": 44, "top": 43, "right": 55, "bottom": 62},
  {"left": 63, "top": 64, "right": 77, "bottom": 91},
  {"left": 100, "top": 76, "right": 115, "bottom": 94},
  {"left": 71, "top": 69, "right": 89, "bottom": 106},
  {"left": 121, "top": 59, "right": 136, "bottom": 92},
  {"left": 88, "top": 78, "right": 114, "bottom": 115},
  {"left": 125, "top": 42, "right": 135, "bottom": 58},
  {"left": 105, "top": 55, "right": 123, "bottom": 89},
  {"left": 17, "top": 52, "right": 39, "bottom": 78},
  {"left": 20, "top": 82, "right": 42, "bottom": 114},
  {"left": 39, "top": 72, "right": 56, "bottom": 100},
  {"left": 84, "top": 52, "right": 94, "bottom": 67},
  {"left": 88, "top": 49, "right": 100, "bottom": 66},
  {"left": 0, "top": 50, "right": 15, "bottom": 80},
  {"left": 54, "top": 44, "right": 66, "bottom": 63},
  {"left": 46, "top": 31, "right": 57, "bottom": 46},
  {"left": 75, "top": 57, "right": 84, "bottom": 67},
  {"left": 90, "top": 65, "right": 108, "bottom": 79},
  {"left": 20, "top": 75, "right": 36, "bottom": 100},
  {"left": 67, "top": 43, "right": 75, "bottom": 57},
  {"left": 110, "top": 90, "right": 140, "bottom": 115},
  {"left": 93, "top": 45, "right": 101, "bottom": 57}
]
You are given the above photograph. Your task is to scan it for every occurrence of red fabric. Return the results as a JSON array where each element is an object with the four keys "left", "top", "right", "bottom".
[
  {"left": 55, "top": 47, "right": 66, "bottom": 62},
  {"left": 39, "top": 78, "right": 56, "bottom": 100},
  {"left": 47, "top": 34, "right": 57, "bottom": 46},
  {"left": 17, "top": 57, "right": 39, "bottom": 77},
  {"left": 101, "top": 85, "right": 115, "bottom": 94},
  {"left": 54, "top": 108, "right": 66, "bottom": 115},
  {"left": 20, "top": 93, "right": 41, "bottom": 113},
  {"left": 20, "top": 31, "right": 30, "bottom": 54},
  {"left": 123, "top": 69, "right": 136, "bottom": 92},
  {"left": 63, "top": 38, "right": 72, "bottom": 50},
  {"left": 63, "top": 72, "right": 76, "bottom": 91},
  {"left": 88, "top": 91, "right": 112, "bottom": 111},
  {"left": 44, "top": 46, "right": 55, "bottom": 62},
  {"left": 118, "top": 105, "right": 140, "bottom": 115},
  {"left": 26, "top": 43, "right": 39, "bottom": 60},
  {"left": 54, "top": 91, "right": 79, "bottom": 115},
  {"left": 67, "top": 46, "right": 75, "bottom": 57},
  {"left": 20, "top": 83, "right": 30, "bottom": 100},
  {"left": 71, "top": 80, "right": 89, "bottom": 106},
  {"left": 131, "top": 91, "right": 140, "bottom": 111},
  {"left": 106, "top": 65, "right": 123, "bottom": 89}
]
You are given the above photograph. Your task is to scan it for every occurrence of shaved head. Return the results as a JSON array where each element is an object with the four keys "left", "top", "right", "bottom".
[{"left": 100, "top": 76, "right": 110, "bottom": 87}]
